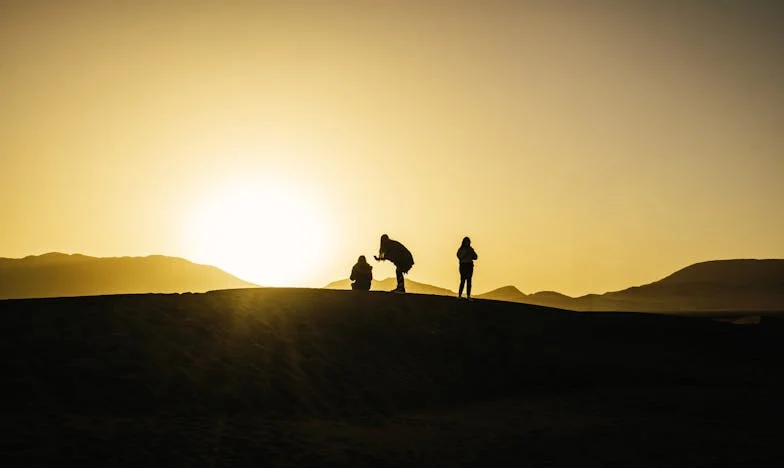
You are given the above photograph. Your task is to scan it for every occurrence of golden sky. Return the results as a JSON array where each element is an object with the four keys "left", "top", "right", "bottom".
[{"left": 2, "top": 1, "right": 782, "bottom": 296}]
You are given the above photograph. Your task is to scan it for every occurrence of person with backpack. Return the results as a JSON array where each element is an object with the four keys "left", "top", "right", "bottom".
[
  {"left": 350, "top": 255, "right": 373, "bottom": 291},
  {"left": 374, "top": 234, "right": 414, "bottom": 293},
  {"left": 457, "top": 236, "right": 478, "bottom": 300}
]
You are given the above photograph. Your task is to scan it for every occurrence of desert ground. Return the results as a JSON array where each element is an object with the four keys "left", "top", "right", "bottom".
[{"left": 1, "top": 288, "right": 782, "bottom": 466}]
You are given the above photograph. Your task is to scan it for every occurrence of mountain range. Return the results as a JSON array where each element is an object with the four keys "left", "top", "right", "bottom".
[
  {"left": 327, "top": 259, "right": 784, "bottom": 312},
  {"left": 0, "top": 253, "right": 255, "bottom": 300},
  {"left": 2, "top": 253, "right": 782, "bottom": 312}
]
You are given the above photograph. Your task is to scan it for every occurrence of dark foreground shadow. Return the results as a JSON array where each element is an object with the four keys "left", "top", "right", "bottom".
[{"left": 1, "top": 288, "right": 782, "bottom": 466}]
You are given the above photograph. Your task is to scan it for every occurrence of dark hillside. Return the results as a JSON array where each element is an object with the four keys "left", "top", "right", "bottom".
[{"left": 1, "top": 288, "right": 782, "bottom": 466}]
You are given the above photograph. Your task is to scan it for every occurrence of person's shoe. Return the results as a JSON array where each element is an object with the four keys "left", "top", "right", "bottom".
[{"left": 467, "top": 297, "right": 474, "bottom": 302}]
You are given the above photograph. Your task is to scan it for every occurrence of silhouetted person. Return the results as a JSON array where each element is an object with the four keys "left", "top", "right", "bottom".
[
  {"left": 374, "top": 234, "right": 414, "bottom": 293},
  {"left": 350, "top": 255, "right": 373, "bottom": 291},
  {"left": 457, "top": 236, "right": 478, "bottom": 300}
]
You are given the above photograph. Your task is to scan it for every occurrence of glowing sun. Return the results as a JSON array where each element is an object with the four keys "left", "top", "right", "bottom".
[{"left": 184, "top": 180, "right": 332, "bottom": 286}]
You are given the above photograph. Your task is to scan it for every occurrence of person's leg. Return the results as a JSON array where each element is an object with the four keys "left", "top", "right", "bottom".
[
  {"left": 459, "top": 264, "right": 470, "bottom": 298},
  {"left": 466, "top": 265, "right": 474, "bottom": 299},
  {"left": 396, "top": 268, "right": 405, "bottom": 292}
]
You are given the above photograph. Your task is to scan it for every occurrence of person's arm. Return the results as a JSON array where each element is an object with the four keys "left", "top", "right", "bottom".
[
  {"left": 472, "top": 248, "right": 478, "bottom": 260},
  {"left": 350, "top": 265, "right": 357, "bottom": 281},
  {"left": 374, "top": 247, "right": 386, "bottom": 261}
]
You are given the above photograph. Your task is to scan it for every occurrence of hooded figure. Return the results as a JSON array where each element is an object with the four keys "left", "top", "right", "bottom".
[
  {"left": 350, "top": 255, "right": 373, "bottom": 291},
  {"left": 457, "top": 236, "right": 478, "bottom": 299},
  {"left": 374, "top": 234, "right": 414, "bottom": 293}
]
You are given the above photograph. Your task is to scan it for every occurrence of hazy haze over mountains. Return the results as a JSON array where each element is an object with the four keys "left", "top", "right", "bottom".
[{"left": 0, "top": 253, "right": 256, "bottom": 300}]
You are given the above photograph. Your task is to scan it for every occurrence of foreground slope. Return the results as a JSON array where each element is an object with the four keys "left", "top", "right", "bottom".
[
  {"left": 1, "top": 288, "right": 782, "bottom": 466},
  {"left": 0, "top": 252, "right": 256, "bottom": 299}
]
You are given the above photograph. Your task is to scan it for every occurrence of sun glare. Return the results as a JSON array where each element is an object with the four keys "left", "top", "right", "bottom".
[{"left": 184, "top": 180, "right": 332, "bottom": 287}]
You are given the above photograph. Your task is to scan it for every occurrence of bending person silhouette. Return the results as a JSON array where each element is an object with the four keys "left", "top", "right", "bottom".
[
  {"left": 350, "top": 255, "right": 373, "bottom": 291},
  {"left": 374, "top": 234, "right": 414, "bottom": 293},
  {"left": 457, "top": 236, "right": 478, "bottom": 300}
]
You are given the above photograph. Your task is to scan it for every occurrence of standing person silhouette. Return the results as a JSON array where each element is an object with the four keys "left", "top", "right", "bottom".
[
  {"left": 374, "top": 234, "right": 414, "bottom": 293},
  {"left": 350, "top": 255, "right": 373, "bottom": 291},
  {"left": 457, "top": 236, "right": 478, "bottom": 300}
]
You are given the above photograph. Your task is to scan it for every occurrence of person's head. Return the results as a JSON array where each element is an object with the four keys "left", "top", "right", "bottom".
[
  {"left": 461, "top": 236, "right": 471, "bottom": 247},
  {"left": 357, "top": 255, "right": 367, "bottom": 264},
  {"left": 380, "top": 234, "right": 389, "bottom": 244}
]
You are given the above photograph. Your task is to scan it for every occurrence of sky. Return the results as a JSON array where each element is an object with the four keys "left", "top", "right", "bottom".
[{"left": 1, "top": 0, "right": 782, "bottom": 296}]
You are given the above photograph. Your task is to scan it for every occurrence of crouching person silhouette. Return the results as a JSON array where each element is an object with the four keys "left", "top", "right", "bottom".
[
  {"left": 350, "top": 255, "right": 373, "bottom": 291},
  {"left": 374, "top": 234, "right": 414, "bottom": 293}
]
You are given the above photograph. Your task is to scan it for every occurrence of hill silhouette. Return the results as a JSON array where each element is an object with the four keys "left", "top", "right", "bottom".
[
  {"left": 0, "top": 252, "right": 256, "bottom": 299},
  {"left": 587, "top": 259, "right": 784, "bottom": 312},
  {"left": 656, "top": 259, "right": 784, "bottom": 286},
  {"left": 474, "top": 286, "right": 575, "bottom": 310},
  {"left": 325, "top": 276, "right": 456, "bottom": 296},
  {"left": 475, "top": 285, "right": 527, "bottom": 302},
  {"left": 1, "top": 288, "right": 781, "bottom": 466},
  {"left": 478, "top": 259, "right": 784, "bottom": 312}
]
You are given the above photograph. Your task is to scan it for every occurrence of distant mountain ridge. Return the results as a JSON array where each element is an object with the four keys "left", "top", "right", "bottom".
[
  {"left": 0, "top": 253, "right": 256, "bottom": 300},
  {"left": 654, "top": 259, "right": 784, "bottom": 286},
  {"left": 479, "top": 259, "right": 784, "bottom": 312}
]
